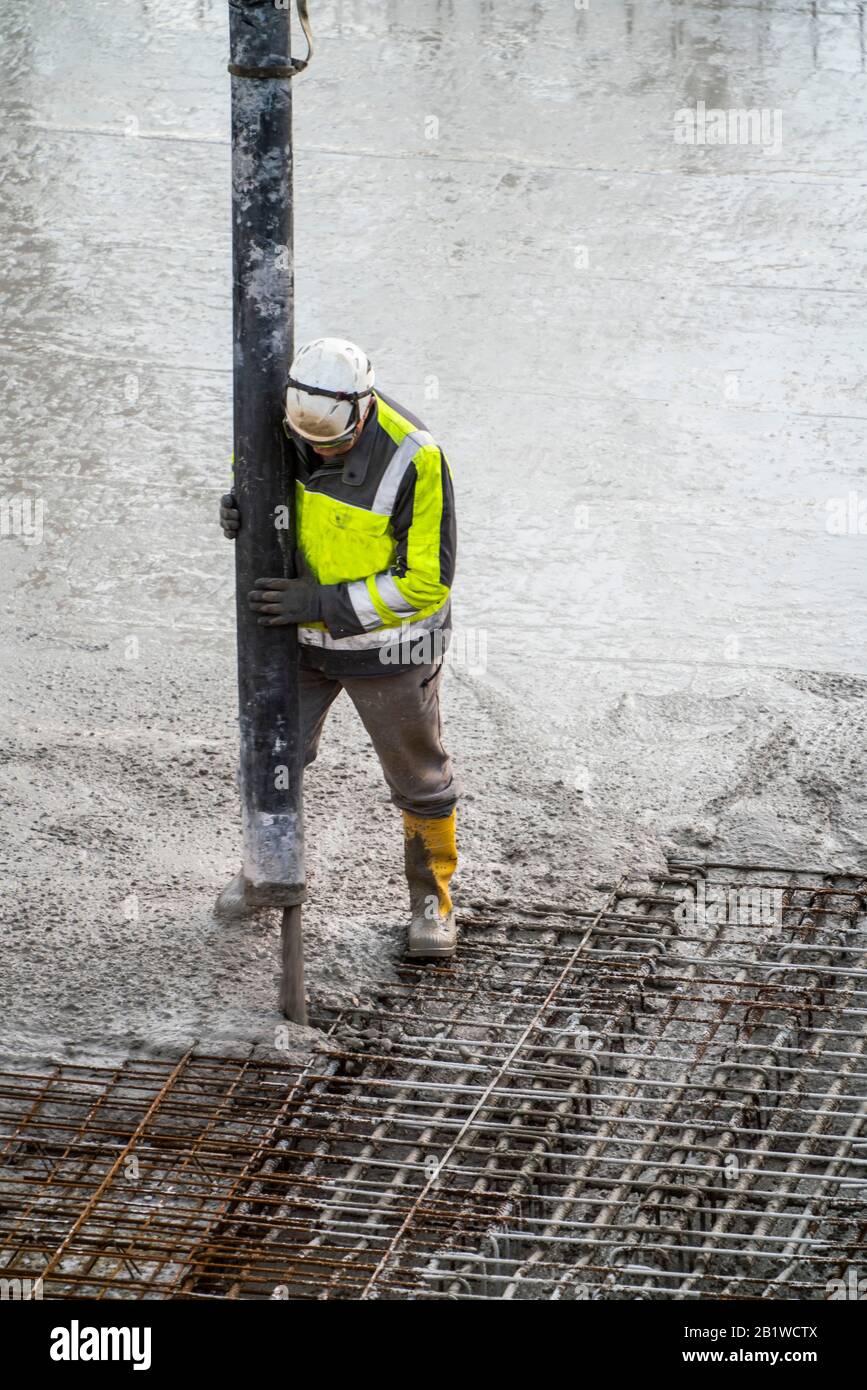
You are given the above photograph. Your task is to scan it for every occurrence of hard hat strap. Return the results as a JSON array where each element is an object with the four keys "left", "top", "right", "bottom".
[
  {"left": 286, "top": 375, "right": 373, "bottom": 404},
  {"left": 284, "top": 375, "right": 374, "bottom": 434}
]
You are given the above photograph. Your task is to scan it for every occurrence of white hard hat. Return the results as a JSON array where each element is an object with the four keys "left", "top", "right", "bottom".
[{"left": 284, "top": 337, "right": 375, "bottom": 444}]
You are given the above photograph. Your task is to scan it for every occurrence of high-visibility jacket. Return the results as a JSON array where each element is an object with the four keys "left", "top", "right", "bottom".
[{"left": 294, "top": 391, "right": 456, "bottom": 678}]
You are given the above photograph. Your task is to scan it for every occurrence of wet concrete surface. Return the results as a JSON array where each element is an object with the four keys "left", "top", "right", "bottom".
[{"left": 1, "top": 0, "right": 866, "bottom": 1061}]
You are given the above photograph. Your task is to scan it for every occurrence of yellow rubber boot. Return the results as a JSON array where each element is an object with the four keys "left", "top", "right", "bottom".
[{"left": 402, "top": 810, "right": 458, "bottom": 958}]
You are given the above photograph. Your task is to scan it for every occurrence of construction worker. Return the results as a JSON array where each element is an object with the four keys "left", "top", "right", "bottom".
[{"left": 217, "top": 337, "right": 459, "bottom": 957}]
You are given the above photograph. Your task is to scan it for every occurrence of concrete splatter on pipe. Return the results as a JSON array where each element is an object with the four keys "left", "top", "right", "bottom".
[{"left": 228, "top": 1, "right": 306, "bottom": 1020}]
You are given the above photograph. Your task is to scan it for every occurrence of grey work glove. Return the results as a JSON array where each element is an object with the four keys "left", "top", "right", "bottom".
[
  {"left": 248, "top": 577, "right": 324, "bottom": 626},
  {"left": 220, "top": 492, "right": 240, "bottom": 539}
]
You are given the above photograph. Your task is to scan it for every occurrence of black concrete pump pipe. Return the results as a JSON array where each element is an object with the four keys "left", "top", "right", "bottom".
[{"left": 227, "top": 0, "right": 312, "bottom": 1023}]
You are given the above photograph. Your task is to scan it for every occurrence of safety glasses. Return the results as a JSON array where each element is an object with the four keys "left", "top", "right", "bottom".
[{"left": 282, "top": 418, "right": 357, "bottom": 450}]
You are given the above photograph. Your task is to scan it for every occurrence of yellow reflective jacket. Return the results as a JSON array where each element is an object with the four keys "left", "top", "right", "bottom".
[{"left": 293, "top": 391, "right": 456, "bottom": 677}]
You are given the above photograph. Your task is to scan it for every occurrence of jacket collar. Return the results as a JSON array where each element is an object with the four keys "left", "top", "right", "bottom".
[{"left": 338, "top": 396, "right": 378, "bottom": 486}]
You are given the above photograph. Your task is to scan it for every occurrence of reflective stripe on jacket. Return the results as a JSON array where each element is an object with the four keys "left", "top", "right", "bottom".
[{"left": 294, "top": 391, "right": 456, "bottom": 677}]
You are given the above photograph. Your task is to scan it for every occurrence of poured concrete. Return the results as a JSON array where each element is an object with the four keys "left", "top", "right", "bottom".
[{"left": 1, "top": 0, "right": 866, "bottom": 1061}]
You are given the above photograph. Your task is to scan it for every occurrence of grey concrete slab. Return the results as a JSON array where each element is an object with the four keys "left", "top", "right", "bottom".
[{"left": 2, "top": 0, "right": 866, "bottom": 1059}]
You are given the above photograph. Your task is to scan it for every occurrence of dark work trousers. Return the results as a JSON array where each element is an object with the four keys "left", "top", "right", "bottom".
[{"left": 299, "top": 660, "right": 458, "bottom": 819}]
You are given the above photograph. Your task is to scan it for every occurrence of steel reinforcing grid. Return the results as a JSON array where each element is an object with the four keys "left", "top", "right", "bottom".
[{"left": 1, "top": 861, "right": 865, "bottom": 1299}]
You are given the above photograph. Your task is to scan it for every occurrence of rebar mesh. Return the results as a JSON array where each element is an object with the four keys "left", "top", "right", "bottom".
[{"left": 1, "top": 862, "right": 864, "bottom": 1299}]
